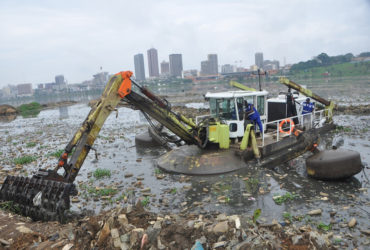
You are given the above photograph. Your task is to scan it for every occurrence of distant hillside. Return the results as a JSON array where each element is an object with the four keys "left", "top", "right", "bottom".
[
  {"left": 289, "top": 61, "right": 370, "bottom": 78},
  {"left": 288, "top": 52, "right": 370, "bottom": 78}
]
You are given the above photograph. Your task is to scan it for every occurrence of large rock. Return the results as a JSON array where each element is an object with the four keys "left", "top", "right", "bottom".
[
  {"left": 213, "top": 221, "right": 229, "bottom": 234},
  {"left": 0, "top": 104, "right": 17, "bottom": 115}
]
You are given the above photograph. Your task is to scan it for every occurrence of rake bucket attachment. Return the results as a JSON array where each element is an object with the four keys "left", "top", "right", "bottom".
[{"left": 0, "top": 170, "right": 75, "bottom": 222}]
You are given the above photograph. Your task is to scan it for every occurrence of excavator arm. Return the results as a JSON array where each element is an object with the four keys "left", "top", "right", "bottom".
[
  {"left": 279, "top": 77, "right": 335, "bottom": 122},
  {"left": 0, "top": 71, "right": 204, "bottom": 222}
]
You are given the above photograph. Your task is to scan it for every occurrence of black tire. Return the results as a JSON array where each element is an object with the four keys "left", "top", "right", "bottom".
[{"left": 306, "top": 149, "right": 362, "bottom": 180}]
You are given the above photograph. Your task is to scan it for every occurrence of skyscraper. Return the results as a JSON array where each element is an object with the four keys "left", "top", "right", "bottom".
[
  {"left": 134, "top": 53, "right": 146, "bottom": 81},
  {"left": 160, "top": 61, "right": 170, "bottom": 75},
  {"left": 169, "top": 54, "right": 183, "bottom": 77},
  {"left": 147, "top": 48, "right": 160, "bottom": 77},
  {"left": 55, "top": 75, "right": 64, "bottom": 85},
  {"left": 200, "top": 61, "right": 209, "bottom": 76},
  {"left": 207, "top": 54, "right": 218, "bottom": 75},
  {"left": 255, "top": 52, "right": 264, "bottom": 69}
]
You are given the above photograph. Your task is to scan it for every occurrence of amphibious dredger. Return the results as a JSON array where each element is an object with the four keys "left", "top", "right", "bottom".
[{"left": 0, "top": 72, "right": 362, "bottom": 222}]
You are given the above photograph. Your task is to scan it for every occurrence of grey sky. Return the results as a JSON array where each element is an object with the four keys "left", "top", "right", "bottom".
[{"left": 0, "top": 0, "right": 369, "bottom": 87}]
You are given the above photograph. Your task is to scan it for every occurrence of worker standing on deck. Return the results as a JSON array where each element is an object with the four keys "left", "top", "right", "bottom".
[
  {"left": 244, "top": 100, "right": 263, "bottom": 135},
  {"left": 302, "top": 98, "right": 315, "bottom": 129}
]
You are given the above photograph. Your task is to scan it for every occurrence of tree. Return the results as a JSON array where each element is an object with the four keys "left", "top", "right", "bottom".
[
  {"left": 317, "top": 53, "right": 330, "bottom": 65},
  {"left": 358, "top": 52, "right": 370, "bottom": 57}
]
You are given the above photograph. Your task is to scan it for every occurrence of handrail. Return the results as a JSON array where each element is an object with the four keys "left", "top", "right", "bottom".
[{"left": 261, "top": 109, "right": 330, "bottom": 146}]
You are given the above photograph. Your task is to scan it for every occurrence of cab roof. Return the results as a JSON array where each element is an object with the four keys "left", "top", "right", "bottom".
[{"left": 205, "top": 90, "right": 268, "bottom": 99}]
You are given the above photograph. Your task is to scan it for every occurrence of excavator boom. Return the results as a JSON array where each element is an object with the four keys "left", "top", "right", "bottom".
[
  {"left": 0, "top": 71, "right": 203, "bottom": 222},
  {"left": 279, "top": 77, "right": 335, "bottom": 121}
]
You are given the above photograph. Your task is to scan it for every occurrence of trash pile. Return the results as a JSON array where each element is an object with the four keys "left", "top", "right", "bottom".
[{"left": 0, "top": 202, "right": 344, "bottom": 250}]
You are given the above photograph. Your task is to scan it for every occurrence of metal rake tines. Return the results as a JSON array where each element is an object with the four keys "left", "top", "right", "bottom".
[{"left": 0, "top": 175, "right": 73, "bottom": 222}]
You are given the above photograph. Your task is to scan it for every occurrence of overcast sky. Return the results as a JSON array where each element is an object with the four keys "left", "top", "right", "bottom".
[{"left": 0, "top": 0, "right": 369, "bottom": 87}]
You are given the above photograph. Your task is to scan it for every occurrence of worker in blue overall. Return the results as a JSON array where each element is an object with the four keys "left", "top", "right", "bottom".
[
  {"left": 302, "top": 98, "right": 315, "bottom": 129},
  {"left": 244, "top": 100, "right": 263, "bottom": 135},
  {"left": 231, "top": 103, "right": 243, "bottom": 120}
]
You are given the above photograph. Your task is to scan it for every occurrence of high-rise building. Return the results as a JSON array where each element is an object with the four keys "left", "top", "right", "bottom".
[
  {"left": 200, "top": 54, "right": 219, "bottom": 76},
  {"left": 200, "top": 60, "right": 209, "bottom": 76},
  {"left": 147, "top": 48, "right": 160, "bottom": 77},
  {"left": 54, "top": 75, "right": 67, "bottom": 90},
  {"left": 262, "top": 59, "right": 280, "bottom": 70},
  {"left": 207, "top": 54, "right": 218, "bottom": 75},
  {"left": 55, "top": 75, "right": 64, "bottom": 85},
  {"left": 255, "top": 52, "right": 264, "bottom": 69},
  {"left": 169, "top": 54, "right": 183, "bottom": 77},
  {"left": 160, "top": 61, "right": 170, "bottom": 75},
  {"left": 17, "top": 83, "right": 33, "bottom": 96},
  {"left": 221, "top": 64, "right": 234, "bottom": 74},
  {"left": 134, "top": 53, "right": 146, "bottom": 80}
]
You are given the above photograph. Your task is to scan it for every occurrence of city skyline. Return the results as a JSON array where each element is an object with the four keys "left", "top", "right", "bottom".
[{"left": 0, "top": 0, "right": 369, "bottom": 87}]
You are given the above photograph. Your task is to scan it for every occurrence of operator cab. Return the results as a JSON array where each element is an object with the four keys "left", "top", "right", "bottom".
[{"left": 203, "top": 90, "right": 268, "bottom": 139}]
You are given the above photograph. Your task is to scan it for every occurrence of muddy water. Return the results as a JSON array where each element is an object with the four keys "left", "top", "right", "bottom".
[{"left": 0, "top": 95, "right": 370, "bottom": 246}]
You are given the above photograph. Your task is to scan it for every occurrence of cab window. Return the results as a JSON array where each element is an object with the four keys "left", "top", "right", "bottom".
[
  {"left": 209, "top": 98, "right": 234, "bottom": 119},
  {"left": 257, "top": 96, "right": 265, "bottom": 115}
]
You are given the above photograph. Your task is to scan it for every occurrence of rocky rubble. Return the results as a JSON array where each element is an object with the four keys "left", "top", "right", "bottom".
[
  {"left": 0, "top": 202, "right": 340, "bottom": 250},
  {"left": 0, "top": 104, "right": 17, "bottom": 116}
]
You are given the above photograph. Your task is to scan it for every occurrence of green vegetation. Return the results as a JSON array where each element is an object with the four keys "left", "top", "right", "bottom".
[
  {"left": 244, "top": 178, "right": 259, "bottom": 193},
  {"left": 83, "top": 186, "right": 117, "bottom": 197},
  {"left": 26, "top": 142, "right": 36, "bottom": 148},
  {"left": 335, "top": 126, "right": 352, "bottom": 133},
  {"left": 225, "top": 196, "right": 231, "bottom": 203},
  {"left": 317, "top": 222, "right": 332, "bottom": 231},
  {"left": 93, "top": 168, "right": 111, "bottom": 179},
  {"left": 141, "top": 196, "right": 150, "bottom": 207},
  {"left": 13, "top": 155, "right": 37, "bottom": 165},
  {"left": 361, "top": 127, "right": 369, "bottom": 133},
  {"left": 291, "top": 52, "right": 354, "bottom": 71},
  {"left": 273, "top": 192, "right": 299, "bottom": 205},
  {"left": 47, "top": 149, "right": 64, "bottom": 158},
  {"left": 290, "top": 61, "right": 370, "bottom": 78},
  {"left": 253, "top": 208, "right": 261, "bottom": 223},
  {"left": 170, "top": 188, "right": 177, "bottom": 194},
  {"left": 18, "top": 102, "right": 42, "bottom": 117},
  {"left": 282, "top": 212, "right": 293, "bottom": 222},
  {"left": 0, "top": 201, "right": 21, "bottom": 214},
  {"left": 154, "top": 168, "right": 162, "bottom": 175}
]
